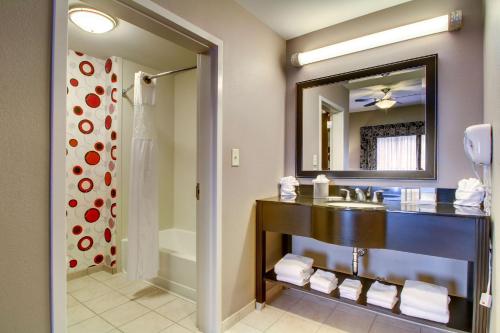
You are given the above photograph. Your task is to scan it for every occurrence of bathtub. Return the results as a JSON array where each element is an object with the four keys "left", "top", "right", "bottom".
[{"left": 121, "top": 228, "right": 197, "bottom": 301}]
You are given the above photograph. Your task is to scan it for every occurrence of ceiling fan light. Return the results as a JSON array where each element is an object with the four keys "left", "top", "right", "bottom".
[
  {"left": 69, "top": 7, "right": 117, "bottom": 34},
  {"left": 376, "top": 99, "right": 397, "bottom": 109}
]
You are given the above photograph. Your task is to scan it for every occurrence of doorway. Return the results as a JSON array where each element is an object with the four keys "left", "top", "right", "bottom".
[{"left": 51, "top": 1, "right": 223, "bottom": 332}]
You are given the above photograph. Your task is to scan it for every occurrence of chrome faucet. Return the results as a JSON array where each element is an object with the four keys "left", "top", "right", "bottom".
[
  {"left": 372, "top": 190, "right": 384, "bottom": 203},
  {"left": 340, "top": 189, "right": 351, "bottom": 201},
  {"left": 355, "top": 188, "right": 366, "bottom": 201}
]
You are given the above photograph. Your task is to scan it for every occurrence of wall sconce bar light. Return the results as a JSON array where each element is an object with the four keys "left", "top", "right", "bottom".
[{"left": 291, "top": 10, "right": 463, "bottom": 67}]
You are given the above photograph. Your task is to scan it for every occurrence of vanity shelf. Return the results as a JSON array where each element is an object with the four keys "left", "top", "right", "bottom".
[
  {"left": 265, "top": 267, "right": 472, "bottom": 333},
  {"left": 256, "top": 193, "right": 490, "bottom": 333}
]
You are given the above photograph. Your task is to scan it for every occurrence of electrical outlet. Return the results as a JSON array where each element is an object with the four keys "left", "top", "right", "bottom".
[
  {"left": 480, "top": 293, "right": 492, "bottom": 308},
  {"left": 231, "top": 148, "right": 240, "bottom": 167}
]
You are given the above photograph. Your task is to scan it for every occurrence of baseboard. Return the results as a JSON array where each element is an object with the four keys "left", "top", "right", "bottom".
[
  {"left": 151, "top": 275, "right": 197, "bottom": 302},
  {"left": 222, "top": 299, "right": 256, "bottom": 331},
  {"left": 67, "top": 264, "right": 116, "bottom": 281}
]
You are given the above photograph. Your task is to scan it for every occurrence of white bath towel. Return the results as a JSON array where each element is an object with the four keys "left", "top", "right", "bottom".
[
  {"left": 400, "top": 304, "right": 450, "bottom": 324},
  {"left": 339, "top": 279, "right": 362, "bottom": 301},
  {"left": 275, "top": 254, "right": 313, "bottom": 278},
  {"left": 367, "top": 281, "right": 397, "bottom": 302},
  {"left": 310, "top": 269, "right": 338, "bottom": 289},
  {"left": 400, "top": 280, "right": 449, "bottom": 314},
  {"left": 367, "top": 296, "right": 398, "bottom": 309},
  {"left": 277, "top": 274, "right": 310, "bottom": 287},
  {"left": 311, "top": 282, "right": 337, "bottom": 294}
]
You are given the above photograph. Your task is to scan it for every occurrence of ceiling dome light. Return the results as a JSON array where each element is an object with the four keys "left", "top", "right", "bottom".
[
  {"left": 69, "top": 8, "right": 117, "bottom": 34},
  {"left": 375, "top": 99, "right": 397, "bottom": 109}
]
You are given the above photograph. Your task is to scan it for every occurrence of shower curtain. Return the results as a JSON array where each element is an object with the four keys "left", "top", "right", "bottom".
[{"left": 127, "top": 71, "right": 159, "bottom": 280}]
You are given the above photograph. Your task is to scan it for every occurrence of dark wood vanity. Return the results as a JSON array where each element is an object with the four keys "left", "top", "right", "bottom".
[{"left": 255, "top": 191, "right": 490, "bottom": 332}]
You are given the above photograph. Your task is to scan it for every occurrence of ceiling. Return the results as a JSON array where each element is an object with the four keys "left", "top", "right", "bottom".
[
  {"left": 68, "top": 1, "right": 196, "bottom": 70},
  {"left": 234, "top": 0, "right": 413, "bottom": 40}
]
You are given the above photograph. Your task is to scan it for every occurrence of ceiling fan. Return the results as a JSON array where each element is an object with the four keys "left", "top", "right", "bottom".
[{"left": 354, "top": 87, "right": 419, "bottom": 109}]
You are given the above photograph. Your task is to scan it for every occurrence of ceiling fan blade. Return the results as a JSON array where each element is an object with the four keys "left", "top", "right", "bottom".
[
  {"left": 355, "top": 98, "right": 373, "bottom": 102},
  {"left": 394, "top": 93, "right": 422, "bottom": 99},
  {"left": 363, "top": 101, "right": 377, "bottom": 107}
]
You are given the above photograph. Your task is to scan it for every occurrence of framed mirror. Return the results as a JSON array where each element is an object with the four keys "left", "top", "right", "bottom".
[{"left": 296, "top": 55, "right": 437, "bottom": 179}]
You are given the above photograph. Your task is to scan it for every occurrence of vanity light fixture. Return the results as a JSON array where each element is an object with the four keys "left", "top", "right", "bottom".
[
  {"left": 69, "top": 7, "right": 117, "bottom": 34},
  {"left": 291, "top": 10, "right": 462, "bottom": 66}
]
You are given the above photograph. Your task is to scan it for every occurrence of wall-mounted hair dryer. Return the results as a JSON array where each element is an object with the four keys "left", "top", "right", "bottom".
[{"left": 464, "top": 124, "right": 492, "bottom": 166}]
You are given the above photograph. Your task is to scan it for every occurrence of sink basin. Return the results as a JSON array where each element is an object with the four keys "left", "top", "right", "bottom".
[{"left": 326, "top": 201, "right": 384, "bottom": 209}]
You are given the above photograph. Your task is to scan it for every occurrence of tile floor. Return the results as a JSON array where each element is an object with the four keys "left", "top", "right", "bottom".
[{"left": 68, "top": 272, "right": 447, "bottom": 333}]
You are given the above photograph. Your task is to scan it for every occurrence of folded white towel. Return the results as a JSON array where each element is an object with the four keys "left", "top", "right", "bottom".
[
  {"left": 339, "top": 279, "right": 362, "bottom": 301},
  {"left": 367, "top": 281, "right": 397, "bottom": 301},
  {"left": 401, "top": 280, "right": 449, "bottom": 314},
  {"left": 311, "top": 282, "right": 337, "bottom": 294},
  {"left": 280, "top": 176, "right": 299, "bottom": 198},
  {"left": 367, "top": 296, "right": 398, "bottom": 309},
  {"left": 454, "top": 178, "right": 485, "bottom": 207},
  {"left": 275, "top": 254, "right": 313, "bottom": 278},
  {"left": 340, "top": 289, "right": 361, "bottom": 301},
  {"left": 277, "top": 274, "right": 310, "bottom": 286},
  {"left": 310, "top": 269, "right": 337, "bottom": 289},
  {"left": 400, "top": 304, "right": 450, "bottom": 324}
]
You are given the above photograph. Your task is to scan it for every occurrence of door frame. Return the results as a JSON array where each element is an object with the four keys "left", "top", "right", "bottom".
[{"left": 50, "top": 1, "right": 223, "bottom": 332}]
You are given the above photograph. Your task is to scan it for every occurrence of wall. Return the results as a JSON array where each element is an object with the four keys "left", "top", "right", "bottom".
[
  {"left": 152, "top": 0, "right": 286, "bottom": 319},
  {"left": 118, "top": 59, "right": 175, "bottom": 269},
  {"left": 302, "top": 84, "right": 349, "bottom": 170},
  {"left": 0, "top": 0, "right": 51, "bottom": 332},
  {"left": 66, "top": 51, "right": 120, "bottom": 273},
  {"left": 348, "top": 105, "right": 425, "bottom": 169},
  {"left": 173, "top": 69, "right": 197, "bottom": 232},
  {"left": 483, "top": 0, "right": 499, "bottom": 331},
  {"left": 286, "top": 0, "right": 483, "bottom": 298}
]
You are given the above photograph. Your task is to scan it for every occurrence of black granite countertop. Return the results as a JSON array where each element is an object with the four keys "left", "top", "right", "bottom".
[{"left": 257, "top": 195, "right": 488, "bottom": 218}]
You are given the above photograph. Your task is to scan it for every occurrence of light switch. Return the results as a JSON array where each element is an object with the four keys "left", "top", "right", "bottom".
[{"left": 231, "top": 148, "right": 240, "bottom": 167}]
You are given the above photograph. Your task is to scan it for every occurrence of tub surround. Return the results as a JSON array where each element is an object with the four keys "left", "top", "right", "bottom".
[{"left": 256, "top": 187, "right": 490, "bottom": 332}]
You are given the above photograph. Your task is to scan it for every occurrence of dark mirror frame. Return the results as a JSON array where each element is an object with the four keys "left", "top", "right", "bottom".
[{"left": 296, "top": 54, "right": 437, "bottom": 179}]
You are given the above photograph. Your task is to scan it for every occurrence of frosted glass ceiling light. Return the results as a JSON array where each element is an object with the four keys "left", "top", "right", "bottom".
[
  {"left": 375, "top": 99, "right": 397, "bottom": 109},
  {"left": 291, "top": 10, "right": 462, "bottom": 66},
  {"left": 69, "top": 8, "right": 117, "bottom": 34}
]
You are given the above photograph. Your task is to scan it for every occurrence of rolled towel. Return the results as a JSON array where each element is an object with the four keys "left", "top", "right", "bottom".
[
  {"left": 277, "top": 273, "right": 311, "bottom": 287},
  {"left": 310, "top": 269, "right": 338, "bottom": 290},
  {"left": 339, "top": 279, "right": 362, "bottom": 301},
  {"left": 367, "top": 296, "right": 398, "bottom": 309},
  {"left": 275, "top": 254, "right": 313, "bottom": 278},
  {"left": 400, "top": 304, "right": 449, "bottom": 324},
  {"left": 367, "top": 281, "right": 397, "bottom": 302},
  {"left": 401, "top": 280, "right": 449, "bottom": 314}
]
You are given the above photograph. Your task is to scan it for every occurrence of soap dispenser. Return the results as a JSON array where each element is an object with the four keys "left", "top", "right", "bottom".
[{"left": 313, "top": 174, "right": 330, "bottom": 198}]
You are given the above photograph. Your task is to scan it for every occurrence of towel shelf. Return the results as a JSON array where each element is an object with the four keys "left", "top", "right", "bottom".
[{"left": 265, "top": 267, "right": 472, "bottom": 333}]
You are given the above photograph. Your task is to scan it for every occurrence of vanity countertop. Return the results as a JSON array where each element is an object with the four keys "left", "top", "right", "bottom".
[{"left": 257, "top": 195, "right": 488, "bottom": 218}]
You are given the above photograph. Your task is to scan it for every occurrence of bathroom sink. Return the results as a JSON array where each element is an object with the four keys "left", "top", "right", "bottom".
[{"left": 326, "top": 201, "right": 384, "bottom": 209}]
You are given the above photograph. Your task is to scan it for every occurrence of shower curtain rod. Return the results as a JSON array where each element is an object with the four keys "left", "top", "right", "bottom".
[{"left": 122, "top": 65, "right": 197, "bottom": 96}]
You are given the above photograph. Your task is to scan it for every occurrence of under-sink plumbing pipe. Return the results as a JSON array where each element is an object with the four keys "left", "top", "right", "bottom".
[{"left": 352, "top": 247, "right": 366, "bottom": 276}]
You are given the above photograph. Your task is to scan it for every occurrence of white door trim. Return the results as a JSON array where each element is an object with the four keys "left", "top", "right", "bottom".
[{"left": 50, "top": 1, "right": 223, "bottom": 332}]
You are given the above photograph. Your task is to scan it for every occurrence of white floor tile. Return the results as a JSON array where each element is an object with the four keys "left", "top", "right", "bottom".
[
  {"left": 83, "top": 290, "right": 130, "bottom": 314},
  {"left": 100, "top": 301, "right": 150, "bottom": 327},
  {"left": 135, "top": 289, "right": 178, "bottom": 309},
  {"left": 118, "top": 281, "right": 158, "bottom": 300},
  {"left": 369, "top": 315, "right": 421, "bottom": 333},
  {"left": 160, "top": 324, "right": 192, "bottom": 333},
  {"left": 155, "top": 298, "right": 196, "bottom": 322},
  {"left": 71, "top": 281, "right": 114, "bottom": 302},
  {"left": 67, "top": 294, "right": 80, "bottom": 308},
  {"left": 67, "top": 276, "right": 98, "bottom": 293},
  {"left": 267, "top": 290, "right": 303, "bottom": 311},
  {"left": 266, "top": 313, "right": 321, "bottom": 333},
  {"left": 321, "top": 304, "right": 376, "bottom": 333},
  {"left": 67, "top": 303, "right": 95, "bottom": 326},
  {"left": 240, "top": 306, "right": 283, "bottom": 331},
  {"left": 119, "top": 311, "right": 174, "bottom": 333},
  {"left": 68, "top": 315, "right": 115, "bottom": 333},
  {"left": 90, "top": 270, "right": 115, "bottom": 282},
  {"left": 178, "top": 312, "right": 199, "bottom": 332},
  {"left": 103, "top": 273, "right": 136, "bottom": 290},
  {"left": 288, "top": 297, "right": 337, "bottom": 323},
  {"left": 224, "top": 322, "right": 262, "bottom": 333}
]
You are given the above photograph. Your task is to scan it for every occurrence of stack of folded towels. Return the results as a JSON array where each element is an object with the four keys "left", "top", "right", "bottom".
[
  {"left": 339, "top": 278, "right": 362, "bottom": 301},
  {"left": 366, "top": 281, "right": 398, "bottom": 309},
  {"left": 400, "top": 280, "right": 450, "bottom": 323},
  {"left": 310, "top": 269, "right": 338, "bottom": 294},
  {"left": 274, "top": 253, "right": 313, "bottom": 286}
]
